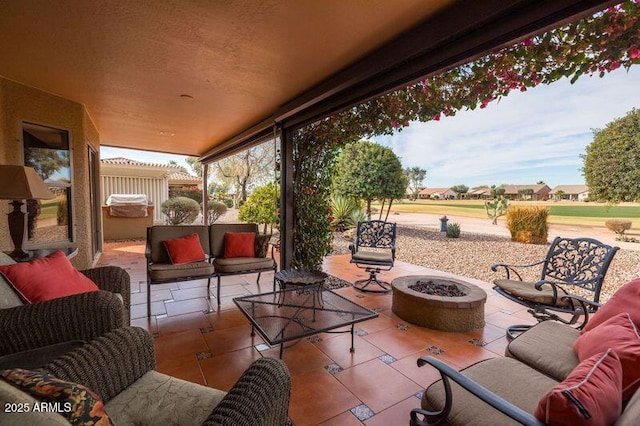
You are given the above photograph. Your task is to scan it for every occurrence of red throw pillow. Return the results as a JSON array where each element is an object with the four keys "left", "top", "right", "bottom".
[
  {"left": 223, "top": 232, "right": 255, "bottom": 258},
  {"left": 573, "top": 312, "right": 640, "bottom": 401},
  {"left": 534, "top": 349, "right": 622, "bottom": 426},
  {"left": 162, "top": 233, "right": 206, "bottom": 264},
  {"left": 0, "top": 251, "right": 98, "bottom": 304},
  {"left": 583, "top": 278, "right": 640, "bottom": 333}
]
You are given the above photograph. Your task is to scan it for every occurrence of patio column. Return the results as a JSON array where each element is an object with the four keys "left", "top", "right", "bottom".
[
  {"left": 279, "top": 127, "right": 294, "bottom": 269},
  {"left": 202, "top": 163, "right": 209, "bottom": 225}
]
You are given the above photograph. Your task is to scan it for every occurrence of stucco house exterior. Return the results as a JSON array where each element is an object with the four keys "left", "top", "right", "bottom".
[
  {"left": 550, "top": 185, "right": 589, "bottom": 201},
  {"left": 502, "top": 184, "right": 551, "bottom": 201},
  {"left": 418, "top": 188, "right": 457, "bottom": 200}
]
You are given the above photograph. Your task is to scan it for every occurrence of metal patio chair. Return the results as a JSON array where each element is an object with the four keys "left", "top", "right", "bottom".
[
  {"left": 491, "top": 236, "right": 619, "bottom": 339},
  {"left": 349, "top": 220, "right": 397, "bottom": 293}
]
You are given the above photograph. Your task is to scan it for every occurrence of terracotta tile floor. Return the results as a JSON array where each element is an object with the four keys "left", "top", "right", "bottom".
[{"left": 98, "top": 241, "right": 530, "bottom": 425}]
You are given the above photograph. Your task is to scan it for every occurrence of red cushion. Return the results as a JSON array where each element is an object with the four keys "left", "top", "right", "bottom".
[
  {"left": 162, "top": 233, "right": 206, "bottom": 264},
  {"left": 223, "top": 232, "right": 255, "bottom": 258},
  {"left": 534, "top": 348, "right": 622, "bottom": 426},
  {"left": 0, "top": 251, "right": 98, "bottom": 304},
  {"left": 583, "top": 278, "right": 640, "bottom": 333},
  {"left": 573, "top": 312, "right": 640, "bottom": 401}
]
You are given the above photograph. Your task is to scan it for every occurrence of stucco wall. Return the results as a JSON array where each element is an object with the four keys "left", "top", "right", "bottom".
[{"left": 0, "top": 78, "right": 100, "bottom": 269}]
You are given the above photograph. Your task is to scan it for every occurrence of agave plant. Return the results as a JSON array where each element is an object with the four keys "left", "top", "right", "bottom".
[
  {"left": 446, "top": 222, "right": 461, "bottom": 238},
  {"left": 348, "top": 209, "right": 368, "bottom": 229},
  {"left": 330, "top": 196, "right": 357, "bottom": 231}
]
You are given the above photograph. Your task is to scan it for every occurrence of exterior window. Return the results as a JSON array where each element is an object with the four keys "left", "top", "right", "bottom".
[{"left": 23, "top": 123, "right": 72, "bottom": 244}]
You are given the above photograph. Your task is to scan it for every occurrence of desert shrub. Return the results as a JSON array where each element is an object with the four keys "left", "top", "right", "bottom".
[
  {"left": 605, "top": 219, "right": 632, "bottom": 235},
  {"left": 202, "top": 200, "right": 227, "bottom": 224},
  {"left": 169, "top": 188, "right": 203, "bottom": 203},
  {"left": 238, "top": 183, "right": 279, "bottom": 234},
  {"left": 221, "top": 198, "right": 234, "bottom": 208},
  {"left": 446, "top": 222, "right": 461, "bottom": 238},
  {"left": 506, "top": 205, "right": 549, "bottom": 244},
  {"left": 330, "top": 196, "right": 357, "bottom": 231},
  {"left": 349, "top": 209, "right": 368, "bottom": 229},
  {"left": 161, "top": 196, "right": 200, "bottom": 225}
]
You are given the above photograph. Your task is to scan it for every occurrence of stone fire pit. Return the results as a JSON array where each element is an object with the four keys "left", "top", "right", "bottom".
[{"left": 391, "top": 275, "right": 486, "bottom": 332}]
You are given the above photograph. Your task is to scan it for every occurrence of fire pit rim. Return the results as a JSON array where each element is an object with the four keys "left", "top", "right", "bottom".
[{"left": 392, "top": 275, "right": 486, "bottom": 307}]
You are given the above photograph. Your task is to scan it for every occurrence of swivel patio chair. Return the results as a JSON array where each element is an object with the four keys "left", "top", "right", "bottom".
[
  {"left": 349, "top": 220, "right": 397, "bottom": 293},
  {"left": 491, "top": 236, "right": 618, "bottom": 339}
]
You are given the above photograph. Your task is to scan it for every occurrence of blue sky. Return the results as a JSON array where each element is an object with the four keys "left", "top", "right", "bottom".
[{"left": 102, "top": 66, "right": 640, "bottom": 189}]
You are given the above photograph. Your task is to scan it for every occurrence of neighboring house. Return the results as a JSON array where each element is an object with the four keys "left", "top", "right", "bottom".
[
  {"left": 502, "top": 184, "right": 551, "bottom": 201},
  {"left": 467, "top": 187, "right": 492, "bottom": 199},
  {"left": 168, "top": 170, "right": 203, "bottom": 191},
  {"left": 101, "top": 158, "right": 201, "bottom": 223},
  {"left": 418, "top": 188, "right": 457, "bottom": 200},
  {"left": 549, "top": 185, "right": 589, "bottom": 201}
]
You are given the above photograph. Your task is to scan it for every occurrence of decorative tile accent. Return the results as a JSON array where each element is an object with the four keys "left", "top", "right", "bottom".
[
  {"left": 378, "top": 354, "right": 397, "bottom": 364},
  {"left": 350, "top": 404, "right": 375, "bottom": 421},
  {"left": 200, "top": 326, "right": 214, "bottom": 334},
  {"left": 155, "top": 314, "right": 168, "bottom": 319},
  {"left": 395, "top": 323, "right": 409, "bottom": 331},
  {"left": 355, "top": 328, "right": 368, "bottom": 337},
  {"left": 426, "top": 345, "right": 445, "bottom": 355},
  {"left": 468, "top": 338, "right": 487, "bottom": 347},
  {"left": 196, "top": 350, "right": 212, "bottom": 360},
  {"left": 203, "top": 308, "right": 216, "bottom": 314},
  {"left": 324, "top": 363, "right": 344, "bottom": 375},
  {"left": 255, "top": 343, "right": 271, "bottom": 352},
  {"left": 415, "top": 391, "right": 424, "bottom": 400},
  {"left": 355, "top": 294, "right": 366, "bottom": 299},
  {"left": 307, "top": 335, "right": 322, "bottom": 344}
]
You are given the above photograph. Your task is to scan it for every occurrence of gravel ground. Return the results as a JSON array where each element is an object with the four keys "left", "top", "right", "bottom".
[{"left": 332, "top": 224, "right": 640, "bottom": 302}]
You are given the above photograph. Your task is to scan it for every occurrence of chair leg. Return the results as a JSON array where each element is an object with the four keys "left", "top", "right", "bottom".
[
  {"left": 257, "top": 272, "right": 261, "bottom": 284},
  {"left": 207, "top": 277, "right": 211, "bottom": 300},
  {"left": 147, "top": 279, "right": 152, "bottom": 318},
  {"left": 217, "top": 275, "right": 221, "bottom": 306},
  {"left": 353, "top": 267, "right": 392, "bottom": 293}
]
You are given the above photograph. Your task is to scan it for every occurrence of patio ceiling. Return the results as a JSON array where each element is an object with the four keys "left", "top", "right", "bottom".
[{"left": 0, "top": 0, "right": 615, "bottom": 159}]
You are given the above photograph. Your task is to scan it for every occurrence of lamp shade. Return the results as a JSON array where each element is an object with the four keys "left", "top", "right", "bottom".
[{"left": 0, "top": 165, "right": 55, "bottom": 200}]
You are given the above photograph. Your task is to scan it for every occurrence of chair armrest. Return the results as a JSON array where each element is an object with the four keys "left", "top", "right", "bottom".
[
  {"left": 44, "top": 327, "right": 155, "bottom": 403},
  {"left": 348, "top": 243, "right": 356, "bottom": 255},
  {"left": 412, "top": 356, "right": 543, "bottom": 426},
  {"left": 81, "top": 266, "right": 131, "bottom": 324},
  {"left": 202, "top": 357, "right": 291, "bottom": 426},
  {"left": 490, "top": 260, "right": 545, "bottom": 281},
  {"left": 0, "top": 291, "right": 125, "bottom": 357}
]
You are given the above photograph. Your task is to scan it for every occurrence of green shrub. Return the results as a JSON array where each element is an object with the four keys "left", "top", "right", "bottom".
[
  {"left": 446, "top": 222, "right": 461, "bottom": 238},
  {"left": 202, "top": 200, "right": 227, "bottom": 224},
  {"left": 169, "top": 188, "right": 203, "bottom": 203},
  {"left": 221, "top": 198, "right": 234, "bottom": 208},
  {"left": 506, "top": 205, "right": 549, "bottom": 244},
  {"left": 349, "top": 209, "right": 367, "bottom": 229},
  {"left": 161, "top": 196, "right": 200, "bottom": 225},
  {"left": 56, "top": 199, "right": 68, "bottom": 226},
  {"left": 238, "top": 183, "right": 279, "bottom": 234},
  {"left": 330, "top": 196, "right": 357, "bottom": 231},
  {"left": 605, "top": 219, "right": 632, "bottom": 235}
]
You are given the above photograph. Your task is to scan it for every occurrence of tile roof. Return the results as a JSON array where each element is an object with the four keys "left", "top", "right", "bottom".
[
  {"left": 101, "top": 157, "right": 182, "bottom": 169},
  {"left": 549, "top": 185, "right": 589, "bottom": 194}
]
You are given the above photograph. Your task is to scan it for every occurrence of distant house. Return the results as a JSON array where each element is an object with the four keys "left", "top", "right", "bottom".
[
  {"left": 418, "top": 188, "right": 456, "bottom": 200},
  {"left": 549, "top": 185, "right": 589, "bottom": 201},
  {"left": 101, "top": 157, "right": 201, "bottom": 223},
  {"left": 467, "top": 187, "right": 492, "bottom": 199},
  {"left": 503, "top": 184, "right": 551, "bottom": 201}
]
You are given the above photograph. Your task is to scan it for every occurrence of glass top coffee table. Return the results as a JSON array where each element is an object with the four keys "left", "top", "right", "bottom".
[{"left": 234, "top": 288, "right": 378, "bottom": 358}]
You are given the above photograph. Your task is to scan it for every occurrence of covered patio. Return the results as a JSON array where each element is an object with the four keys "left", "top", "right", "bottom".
[{"left": 100, "top": 241, "right": 525, "bottom": 425}]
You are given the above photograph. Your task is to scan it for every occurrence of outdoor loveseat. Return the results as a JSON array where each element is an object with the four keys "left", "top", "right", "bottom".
[
  {"left": 412, "top": 278, "right": 640, "bottom": 425},
  {"left": 146, "top": 223, "right": 277, "bottom": 316},
  {"left": 0, "top": 327, "right": 291, "bottom": 426}
]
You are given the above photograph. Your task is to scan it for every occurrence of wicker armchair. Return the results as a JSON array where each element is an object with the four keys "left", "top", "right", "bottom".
[
  {"left": 36, "top": 327, "right": 291, "bottom": 426},
  {"left": 0, "top": 265, "right": 130, "bottom": 358}
]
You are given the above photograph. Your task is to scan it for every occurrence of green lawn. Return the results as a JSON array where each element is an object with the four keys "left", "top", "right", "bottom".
[{"left": 380, "top": 200, "right": 640, "bottom": 226}]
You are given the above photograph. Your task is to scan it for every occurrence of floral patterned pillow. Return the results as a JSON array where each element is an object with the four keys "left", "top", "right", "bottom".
[{"left": 0, "top": 368, "right": 112, "bottom": 425}]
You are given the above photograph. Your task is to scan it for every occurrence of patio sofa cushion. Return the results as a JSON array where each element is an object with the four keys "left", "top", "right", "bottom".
[
  {"left": 163, "top": 233, "right": 207, "bottom": 264},
  {"left": 618, "top": 387, "right": 640, "bottom": 425},
  {"left": 506, "top": 320, "right": 580, "bottom": 381},
  {"left": 148, "top": 261, "right": 214, "bottom": 281},
  {"left": 213, "top": 257, "right": 275, "bottom": 274},
  {"left": 534, "top": 348, "right": 623, "bottom": 426},
  {"left": 573, "top": 312, "right": 640, "bottom": 401},
  {"left": 0, "top": 254, "right": 22, "bottom": 309},
  {"left": 148, "top": 225, "right": 210, "bottom": 263},
  {"left": 493, "top": 279, "right": 572, "bottom": 307},
  {"left": 224, "top": 232, "right": 256, "bottom": 258},
  {"left": 210, "top": 223, "right": 260, "bottom": 257},
  {"left": 583, "top": 278, "right": 640, "bottom": 333},
  {"left": 105, "top": 370, "right": 226, "bottom": 425},
  {"left": 0, "top": 251, "right": 99, "bottom": 304},
  {"left": 423, "top": 357, "right": 557, "bottom": 426},
  {"left": 0, "top": 379, "right": 68, "bottom": 425}
]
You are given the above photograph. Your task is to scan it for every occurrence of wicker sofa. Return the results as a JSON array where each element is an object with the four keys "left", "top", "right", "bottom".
[
  {"left": 0, "top": 252, "right": 130, "bottom": 364},
  {"left": 414, "top": 288, "right": 640, "bottom": 426},
  {"left": 146, "top": 224, "right": 277, "bottom": 316},
  {"left": 0, "top": 327, "right": 291, "bottom": 426}
]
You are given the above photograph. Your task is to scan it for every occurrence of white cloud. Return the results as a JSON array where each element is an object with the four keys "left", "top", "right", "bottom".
[{"left": 374, "top": 67, "right": 640, "bottom": 188}]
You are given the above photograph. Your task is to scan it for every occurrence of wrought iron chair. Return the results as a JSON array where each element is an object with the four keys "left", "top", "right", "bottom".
[
  {"left": 349, "top": 220, "right": 397, "bottom": 293},
  {"left": 492, "top": 236, "right": 619, "bottom": 339}
]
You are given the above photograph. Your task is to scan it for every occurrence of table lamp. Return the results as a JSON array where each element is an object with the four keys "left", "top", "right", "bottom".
[{"left": 0, "top": 165, "right": 55, "bottom": 258}]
